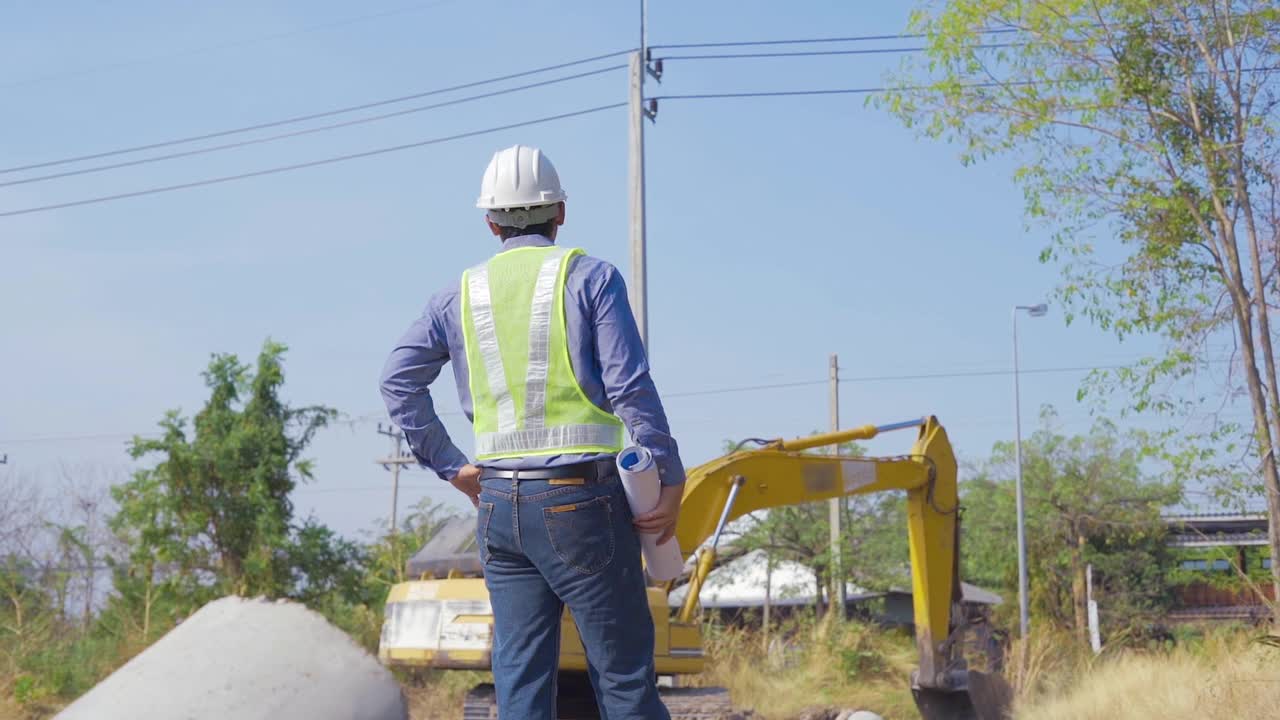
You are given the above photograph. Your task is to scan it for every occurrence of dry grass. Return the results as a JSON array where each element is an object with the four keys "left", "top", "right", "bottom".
[
  {"left": 0, "top": 691, "right": 26, "bottom": 720},
  {"left": 397, "top": 623, "right": 1280, "bottom": 720},
  {"left": 397, "top": 620, "right": 918, "bottom": 719},
  {"left": 1003, "top": 627, "right": 1094, "bottom": 704},
  {"left": 1015, "top": 630, "right": 1280, "bottom": 720},
  {"left": 403, "top": 670, "right": 490, "bottom": 720},
  {"left": 689, "top": 619, "right": 920, "bottom": 719}
]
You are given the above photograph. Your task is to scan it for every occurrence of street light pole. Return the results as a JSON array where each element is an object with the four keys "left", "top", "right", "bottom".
[{"left": 1012, "top": 302, "right": 1047, "bottom": 640}]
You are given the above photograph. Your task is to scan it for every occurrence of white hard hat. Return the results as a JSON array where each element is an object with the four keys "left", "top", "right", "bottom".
[{"left": 476, "top": 144, "right": 567, "bottom": 211}]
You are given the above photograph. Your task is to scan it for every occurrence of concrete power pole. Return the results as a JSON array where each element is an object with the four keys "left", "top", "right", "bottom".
[
  {"left": 629, "top": 1, "right": 662, "bottom": 349},
  {"left": 828, "top": 353, "right": 844, "bottom": 616},
  {"left": 629, "top": 50, "right": 648, "bottom": 349},
  {"left": 79, "top": 497, "right": 97, "bottom": 628},
  {"left": 376, "top": 424, "right": 415, "bottom": 534}
]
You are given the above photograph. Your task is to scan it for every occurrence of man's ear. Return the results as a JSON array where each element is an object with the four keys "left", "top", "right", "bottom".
[
  {"left": 554, "top": 202, "right": 566, "bottom": 226},
  {"left": 485, "top": 216, "right": 503, "bottom": 237}
]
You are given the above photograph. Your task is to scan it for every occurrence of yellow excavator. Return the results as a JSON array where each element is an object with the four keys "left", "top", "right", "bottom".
[{"left": 378, "top": 416, "right": 1011, "bottom": 719}]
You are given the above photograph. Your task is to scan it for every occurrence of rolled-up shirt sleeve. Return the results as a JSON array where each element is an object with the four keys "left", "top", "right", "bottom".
[
  {"left": 589, "top": 264, "right": 687, "bottom": 486},
  {"left": 380, "top": 294, "right": 470, "bottom": 482}
]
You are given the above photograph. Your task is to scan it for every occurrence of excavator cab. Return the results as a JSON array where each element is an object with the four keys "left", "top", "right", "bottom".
[{"left": 379, "top": 416, "right": 1011, "bottom": 720}]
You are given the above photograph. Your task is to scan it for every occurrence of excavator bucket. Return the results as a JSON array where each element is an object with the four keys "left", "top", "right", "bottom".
[{"left": 912, "top": 670, "right": 1012, "bottom": 720}]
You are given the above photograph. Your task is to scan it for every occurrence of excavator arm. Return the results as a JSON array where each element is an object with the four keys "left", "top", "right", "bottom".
[{"left": 670, "top": 416, "right": 1009, "bottom": 720}]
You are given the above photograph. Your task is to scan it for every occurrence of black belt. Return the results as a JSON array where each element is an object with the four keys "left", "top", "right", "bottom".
[{"left": 479, "top": 458, "right": 617, "bottom": 483}]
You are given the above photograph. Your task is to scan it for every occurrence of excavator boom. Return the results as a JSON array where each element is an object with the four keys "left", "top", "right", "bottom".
[{"left": 673, "top": 416, "right": 1009, "bottom": 719}]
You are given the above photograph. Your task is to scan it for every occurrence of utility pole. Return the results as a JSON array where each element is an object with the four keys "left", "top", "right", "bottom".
[
  {"left": 828, "top": 353, "right": 844, "bottom": 617},
  {"left": 629, "top": 50, "right": 648, "bottom": 348},
  {"left": 79, "top": 497, "right": 97, "bottom": 628},
  {"left": 630, "top": 0, "right": 660, "bottom": 349},
  {"left": 375, "top": 424, "right": 415, "bottom": 534}
]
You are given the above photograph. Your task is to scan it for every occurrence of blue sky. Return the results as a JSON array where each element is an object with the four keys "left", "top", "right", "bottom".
[{"left": 1, "top": 1, "right": 1216, "bottom": 536}]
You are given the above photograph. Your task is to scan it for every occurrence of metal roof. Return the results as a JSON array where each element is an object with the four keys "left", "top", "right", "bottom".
[
  {"left": 1163, "top": 511, "right": 1267, "bottom": 522},
  {"left": 1162, "top": 512, "right": 1269, "bottom": 548},
  {"left": 1168, "top": 533, "right": 1269, "bottom": 548}
]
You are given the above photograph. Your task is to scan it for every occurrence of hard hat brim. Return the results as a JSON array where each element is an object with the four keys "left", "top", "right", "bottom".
[{"left": 475, "top": 194, "right": 567, "bottom": 211}]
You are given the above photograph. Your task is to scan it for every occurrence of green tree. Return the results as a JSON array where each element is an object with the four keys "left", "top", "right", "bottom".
[
  {"left": 962, "top": 409, "right": 1180, "bottom": 644},
  {"left": 111, "top": 340, "right": 336, "bottom": 599},
  {"left": 286, "top": 519, "right": 371, "bottom": 608},
  {"left": 884, "top": 0, "right": 1280, "bottom": 616}
]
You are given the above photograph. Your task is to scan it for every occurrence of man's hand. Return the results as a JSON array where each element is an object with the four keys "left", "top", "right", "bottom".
[
  {"left": 633, "top": 483, "right": 682, "bottom": 546},
  {"left": 451, "top": 464, "right": 482, "bottom": 507}
]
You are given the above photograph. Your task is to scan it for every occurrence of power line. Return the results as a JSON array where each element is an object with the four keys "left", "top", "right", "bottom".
[
  {"left": 0, "top": 0, "right": 462, "bottom": 90},
  {"left": 664, "top": 379, "right": 828, "bottom": 399},
  {"left": 649, "top": 76, "right": 1047, "bottom": 103},
  {"left": 657, "top": 43, "right": 1015, "bottom": 61},
  {"left": 655, "top": 364, "right": 1167, "bottom": 401},
  {"left": 0, "top": 36, "right": 1017, "bottom": 179},
  {"left": 649, "top": 28, "right": 1019, "bottom": 50},
  {"left": 649, "top": 63, "right": 1277, "bottom": 105},
  {"left": 0, "top": 102, "right": 627, "bottom": 218},
  {"left": 0, "top": 65, "right": 626, "bottom": 189},
  {"left": 840, "top": 365, "right": 1127, "bottom": 383},
  {"left": 841, "top": 359, "right": 1239, "bottom": 384},
  {"left": 666, "top": 360, "right": 1236, "bottom": 399},
  {"left": 653, "top": 87, "right": 896, "bottom": 101},
  {"left": 651, "top": 72, "right": 1274, "bottom": 102},
  {"left": 0, "top": 49, "right": 634, "bottom": 176}
]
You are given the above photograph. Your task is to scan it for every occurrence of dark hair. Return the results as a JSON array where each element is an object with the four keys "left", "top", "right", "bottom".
[{"left": 496, "top": 219, "right": 557, "bottom": 240}]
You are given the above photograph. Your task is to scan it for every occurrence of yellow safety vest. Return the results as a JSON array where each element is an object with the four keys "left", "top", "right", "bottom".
[{"left": 461, "top": 246, "right": 625, "bottom": 461}]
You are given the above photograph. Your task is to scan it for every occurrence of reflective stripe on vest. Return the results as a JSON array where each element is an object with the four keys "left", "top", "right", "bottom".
[
  {"left": 465, "top": 262, "right": 518, "bottom": 432},
  {"left": 461, "top": 246, "right": 625, "bottom": 460},
  {"left": 522, "top": 247, "right": 563, "bottom": 431},
  {"left": 474, "top": 423, "right": 624, "bottom": 458}
]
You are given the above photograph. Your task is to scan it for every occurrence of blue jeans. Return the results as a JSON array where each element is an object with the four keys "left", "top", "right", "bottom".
[{"left": 477, "top": 473, "right": 670, "bottom": 720}]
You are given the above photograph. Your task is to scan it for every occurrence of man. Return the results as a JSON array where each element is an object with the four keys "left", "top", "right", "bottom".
[{"left": 380, "top": 144, "right": 684, "bottom": 719}]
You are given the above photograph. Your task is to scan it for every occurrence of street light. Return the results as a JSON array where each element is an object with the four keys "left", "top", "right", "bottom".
[{"left": 1012, "top": 302, "right": 1047, "bottom": 639}]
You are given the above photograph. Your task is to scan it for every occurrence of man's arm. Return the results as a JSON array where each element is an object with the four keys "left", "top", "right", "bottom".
[
  {"left": 379, "top": 295, "right": 470, "bottom": 484},
  {"left": 589, "top": 264, "right": 687, "bottom": 487}
]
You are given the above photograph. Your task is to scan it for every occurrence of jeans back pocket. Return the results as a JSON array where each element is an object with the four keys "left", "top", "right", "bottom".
[
  {"left": 476, "top": 501, "right": 494, "bottom": 566},
  {"left": 543, "top": 495, "right": 615, "bottom": 575}
]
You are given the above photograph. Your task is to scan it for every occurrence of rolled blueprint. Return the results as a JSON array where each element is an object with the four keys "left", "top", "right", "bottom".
[{"left": 617, "top": 446, "right": 684, "bottom": 581}]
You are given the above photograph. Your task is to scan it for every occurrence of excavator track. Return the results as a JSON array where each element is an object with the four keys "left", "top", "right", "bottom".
[
  {"left": 462, "top": 683, "right": 744, "bottom": 720},
  {"left": 462, "top": 684, "right": 497, "bottom": 720}
]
